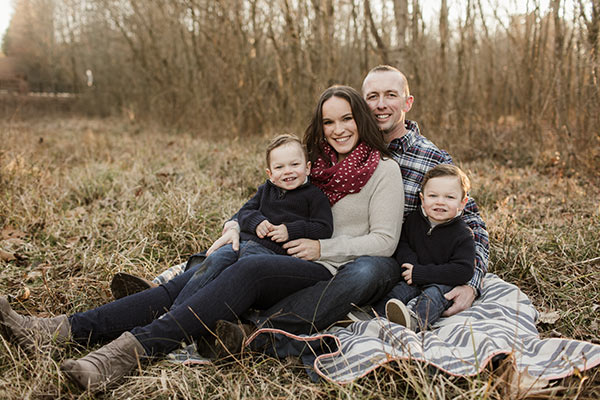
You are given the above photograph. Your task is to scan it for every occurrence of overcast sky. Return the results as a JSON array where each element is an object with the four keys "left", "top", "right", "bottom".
[{"left": 0, "top": 0, "right": 14, "bottom": 46}]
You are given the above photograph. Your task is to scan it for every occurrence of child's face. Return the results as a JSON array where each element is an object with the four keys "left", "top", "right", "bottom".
[
  {"left": 266, "top": 143, "right": 311, "bottom": 191},
  {"left": 419, "top": 176, "right": 468, "bottom": 224}
]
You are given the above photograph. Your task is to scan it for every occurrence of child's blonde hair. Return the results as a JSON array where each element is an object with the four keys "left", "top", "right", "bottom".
[
  {"left": 265, "top": 134, "right": 307, "bottom": 166},
  {"left": 421, "top": 164, "right": 471, "bottom": 199}
]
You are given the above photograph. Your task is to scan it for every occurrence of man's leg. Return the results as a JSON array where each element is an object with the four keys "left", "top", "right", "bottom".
[{"left": 250, "top": 256, "right": 401, "bottom": 334}]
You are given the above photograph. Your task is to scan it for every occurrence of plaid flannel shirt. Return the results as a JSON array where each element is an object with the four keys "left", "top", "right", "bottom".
[{"left": 388, "top": 120, "right": 489, "bottom": 294}]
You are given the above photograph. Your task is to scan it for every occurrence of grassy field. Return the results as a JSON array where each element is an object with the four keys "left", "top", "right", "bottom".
[{"left": 0, "top": 117, "right": 598, "bottom": 399}]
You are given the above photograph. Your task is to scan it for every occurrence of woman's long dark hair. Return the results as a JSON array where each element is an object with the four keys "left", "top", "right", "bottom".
[{"left": 303, "top": 85, "right": 391, "bottom": 163}]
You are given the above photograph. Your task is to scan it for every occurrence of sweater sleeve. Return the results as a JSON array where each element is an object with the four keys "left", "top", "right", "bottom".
[
  {"left": 394, "top": 229, "right": 419, "bottom": 266},
  {"left": 410, "top": 233, "right": 476, "bottom": 286},
  {"left": 462, "top": 198, "right": 489, "bottom": 294},
  {"left": 319, "top": 159, "right": 404, "bottom": 263},
  {"left": 285, "top": 187, "right": 333, "bottom": 240},
  {"left": 237, "top": 185, "right": 267, "bottom": 234}
]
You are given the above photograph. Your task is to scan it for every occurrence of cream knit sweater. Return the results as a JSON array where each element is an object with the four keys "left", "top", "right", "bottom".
[{"left": 317, "top": 158, "right": 404, "bottom": 275}]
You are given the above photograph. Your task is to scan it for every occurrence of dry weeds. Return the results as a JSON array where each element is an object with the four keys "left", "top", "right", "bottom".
[{"left": 0, "top": 118, "right": 598, "bottom": 399}]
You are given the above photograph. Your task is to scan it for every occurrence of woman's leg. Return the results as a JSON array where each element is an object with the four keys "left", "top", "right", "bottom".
[
  {"left": 69, "top": 267, "right": 197, "bottom": 346},
  {"left": 130, "top": 254, "right": 331, "bottom": 356}
]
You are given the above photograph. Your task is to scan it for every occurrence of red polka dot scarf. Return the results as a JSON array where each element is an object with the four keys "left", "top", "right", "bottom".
[{"left": 311, "top": 141, "right": 380, "bottom": 206}]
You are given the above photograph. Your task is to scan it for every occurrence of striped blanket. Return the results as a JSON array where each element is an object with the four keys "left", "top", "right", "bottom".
[{"left": 246, "top": 274, "right": 600, "bottom": 384}]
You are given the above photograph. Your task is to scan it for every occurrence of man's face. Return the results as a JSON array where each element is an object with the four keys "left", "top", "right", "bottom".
[{"left": 362, "top": 71, "right": 413, "bottom": 142}]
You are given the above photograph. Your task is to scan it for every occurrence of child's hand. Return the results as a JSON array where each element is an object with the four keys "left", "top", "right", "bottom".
[
  {"left": 256, "top": 220, "right": 274, "bottom": 238},
  {"left": 267, "top": 224, "right": 289, "bottom": 242},
  {"left": 401, "top": 263, "right": 414, "bottom": 285}
]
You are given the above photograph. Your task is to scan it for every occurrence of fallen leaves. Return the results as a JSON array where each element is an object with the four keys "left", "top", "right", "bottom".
[
  {"left": 0, "top": 226, "right": 27, "bottom": 262},
  {"left": 494, "top": 354, "right": 558, "bottom": 399},
  {"left": 538, "top": 310, "right": 561, "bottom": 324},
  {"left": 0, "top": 249, "right": 16, "bottom": 261}
]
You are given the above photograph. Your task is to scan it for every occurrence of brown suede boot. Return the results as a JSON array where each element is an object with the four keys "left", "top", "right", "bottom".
[
  {"left": 61, "top": 331, "right": 145, "bottom": 393},
  {"left": 110, "top": 272, "right": 158, "bottom": 299},
  {"left": 0, "top": 296, "right": 71, "bottom": 351},
  {"left": 214, "top": 320, "right": 255, "bottom": 358}
]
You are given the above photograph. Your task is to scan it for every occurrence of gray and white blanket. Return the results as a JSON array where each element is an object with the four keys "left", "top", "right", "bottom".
[
  {"left": 246, "top": 273, "right": 600, "bottom": 384},
  {"left": 170, "top": 274, "right": 600, "bottom": 385}
]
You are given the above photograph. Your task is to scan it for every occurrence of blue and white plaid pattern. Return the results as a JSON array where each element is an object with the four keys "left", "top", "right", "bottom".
[{"left": 388, "top": 120, "right": 489, "bottom": 292}]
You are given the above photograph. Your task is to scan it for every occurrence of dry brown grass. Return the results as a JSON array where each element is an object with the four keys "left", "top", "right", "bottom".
[{"left": 0, "top": 117, "right": 598, "bottom": 399}]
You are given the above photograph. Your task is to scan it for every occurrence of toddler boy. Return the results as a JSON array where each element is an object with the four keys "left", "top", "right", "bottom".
[
  {"left": 375, "top": 164, "right": 476, "bottom": 332},
  {"left": 172, "top": 134, "right": 333, "bottom": 305}
]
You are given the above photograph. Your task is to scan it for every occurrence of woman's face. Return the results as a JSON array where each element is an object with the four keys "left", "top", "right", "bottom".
[{"left": 322, "top": 96, "right": 359, "bottom": 162}]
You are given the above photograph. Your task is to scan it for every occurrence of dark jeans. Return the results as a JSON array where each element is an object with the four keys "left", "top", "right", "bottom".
[
  {"left": 68, "top": 255, "right": 332, "bottom": 356},
  {"left": 372, "top": 281, "right": 453, "bottom": 330},
  {"left": 250, "top": 256, "right": 401, "bottom": 334},
  {"left": 172, "top": 241, "right": 277, "bottom": 309}
]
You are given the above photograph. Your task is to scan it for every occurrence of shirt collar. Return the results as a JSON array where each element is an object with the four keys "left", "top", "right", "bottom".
[{"left": 387, "top": 120, "right": 420, "bottom": 154}]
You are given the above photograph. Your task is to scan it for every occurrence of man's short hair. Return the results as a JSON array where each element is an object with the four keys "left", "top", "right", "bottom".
[
  {"left": 421, "top": 164, "right": 471, "bottom": 199},
  {"left": 364, "top": 65, "right": 411, "bottom": 97},
  {"left": 266, "top": 134, "right": 307, "bottom": 166}
]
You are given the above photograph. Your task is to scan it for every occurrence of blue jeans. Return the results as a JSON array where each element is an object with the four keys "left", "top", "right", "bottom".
[
  {"left": 172, "top": 241, "right": 277, "bottom": 309},
  {"left": 249, "top": 256, "right": 401, "bottom": 334},
  {"left": 68, "top": 254, "right": 332, "bottom": 356},
  {"left": 372, "top": 281, "right": 453, "bottom": 331}
]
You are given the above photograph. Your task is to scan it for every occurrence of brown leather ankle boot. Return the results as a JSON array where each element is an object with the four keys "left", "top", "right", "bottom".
[
  {"left": 0, "top": 296, "right": 71, "bottom": 351},
  {"left": 61, "top": 331, "right": 145, "bottom": 393}
]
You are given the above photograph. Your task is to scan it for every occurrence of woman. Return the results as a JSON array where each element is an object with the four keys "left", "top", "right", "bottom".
[{"left": 0, "top": 86, "right": 404, "bottom": 392}]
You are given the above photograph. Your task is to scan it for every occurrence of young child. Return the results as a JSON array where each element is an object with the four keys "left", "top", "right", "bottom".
[
  {"left": 376, "top": 164, "right": 476, "bottom": 332},
  {"left": 172, "top": 134, "right": 334, "bottom": 305}
]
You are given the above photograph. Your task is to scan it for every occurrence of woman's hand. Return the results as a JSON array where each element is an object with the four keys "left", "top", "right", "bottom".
[
  {"left": 401, "top": 263, "right": 414, "bottom": 285},
  {"left": 206, "top": 221, "right": 240, "bottom": 256},
  {"left": 283, "top": 239, "right": 320, "bottom": 261}
]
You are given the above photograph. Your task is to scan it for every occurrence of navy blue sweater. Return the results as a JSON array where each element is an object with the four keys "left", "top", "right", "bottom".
[
  {"left": 395, "top": 209, "right": 475, "bottom": 286},
  {"left": 238, "top": 179, "right": 333, "bottom": 254}
]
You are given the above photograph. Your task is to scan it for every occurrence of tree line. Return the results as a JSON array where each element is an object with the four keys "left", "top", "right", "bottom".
[{"left": 3, "top": 0, "right": 599, "bottom": 170}]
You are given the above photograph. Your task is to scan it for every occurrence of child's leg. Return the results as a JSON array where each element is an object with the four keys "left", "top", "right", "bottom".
[
  {"left": 371, "top": 280, "right": 421, "bottom": 317},
  {"left": 412, "top": 284, "right": 454, "bottom": 331},
  {"left": 171, "top": 241, "right": 277, "bottom": 309},
  {"left": 171, "top": 244, "right": 241, "bottom": 309}
]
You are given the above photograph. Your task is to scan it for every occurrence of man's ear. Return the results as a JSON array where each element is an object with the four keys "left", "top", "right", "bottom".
[
  {"left": 306, "top": 161, "right": 311, "bottom": 174},
  {"left": 404, "top": 95, "right": 415, "bottom": 112},
  {"left": 266, "top": 168, "right": 273, "bottom": 180}
]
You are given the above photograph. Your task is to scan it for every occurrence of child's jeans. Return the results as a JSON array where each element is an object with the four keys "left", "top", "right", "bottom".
[
  {"left": 171, "top": 240, "right": 278, "bottom": 309},
  {"left": 373, "top": 281, "right": 453, "bottom": 331}
]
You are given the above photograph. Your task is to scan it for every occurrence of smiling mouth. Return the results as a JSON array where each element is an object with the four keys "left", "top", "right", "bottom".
[
  {"left": 376, "top": 114, "right": 391, "bottom": 120},
  {"left": 334, "top": 136, "right": 351, "bottom": 143},
  {"left": 283, "top": 177, "right": 296, "bottom": 182}
]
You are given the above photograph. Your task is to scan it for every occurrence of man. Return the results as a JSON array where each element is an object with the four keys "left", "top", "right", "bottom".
[
  {"left": 114, "top": 65, "right": 489, "bottom": 339},
  {"left": 361, "top": 65, "right": 488, "bottom": 313}
]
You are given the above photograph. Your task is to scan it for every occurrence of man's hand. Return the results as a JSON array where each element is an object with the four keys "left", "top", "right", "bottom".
[
  {"left": 267, "top": 224, "right": 289, "bottom": 242},
  {"left": 256, "top": 220, "right": 274, "bottom": 238},
  {"left": 442, "top": 285, "right": 477, "bottom": 317},
  {"left": 283, "top": 238, "right": 320, "bottom": 261},
  {"left": 207, "top": 223, "right": 240, "bottom": 256},
  {"left": 401, "top": 263, "right": 414, "bottom": 285}
]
